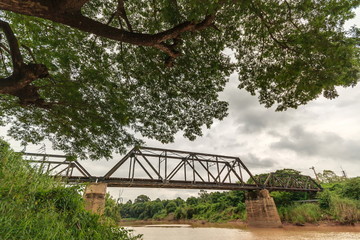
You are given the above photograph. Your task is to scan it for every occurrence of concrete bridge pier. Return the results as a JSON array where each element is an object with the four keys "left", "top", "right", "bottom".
[
  {"left": 245, "top": 189, "right": 282, "bottom": 228},
  {"left": 83, "top": 183, "right": 108, "bottom": 215}
]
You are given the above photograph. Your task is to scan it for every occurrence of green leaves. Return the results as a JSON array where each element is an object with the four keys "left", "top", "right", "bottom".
[
  {"left": 231, "top": 0, "right": 360, "bottom": 110},
  {"left": 0, "top": 0, "right": 359, "bottom": 158}
]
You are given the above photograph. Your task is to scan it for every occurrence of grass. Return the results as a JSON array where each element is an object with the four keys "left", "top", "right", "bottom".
[
  {"left": 278, "top": 203, "right": 322, "bottom": 224},
  {"left": 330, "top": 196, "right": 360, "bottom": 224},
  {"left": 278, "top": 188, "right": 360, "bottom": 225},
  {"left": 0, "top": 139, "right": 141, "bottom": 240}
]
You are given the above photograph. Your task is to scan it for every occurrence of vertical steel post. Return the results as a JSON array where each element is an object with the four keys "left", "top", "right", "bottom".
[
  {"left": 131, "top": 157, "right": 136, "bottom": 180},
  {"left": 165, "top": 151, "right": 167, "bottom": 180},
  {"left": 216, "top": 157, "right": 220, "bottom": 182},
  {"left": 239, "top": 164, "right": 244, "bottom": 185},
  {"left": 192, "top": 156, "right": 195, "bottom": 182},
  {"left": 206, "top": 161, "right": 210, "bottom": 182},
  {"left": 184, "top": 159, "right": 187, "bottom": 181},
  {"left": 128, "top": 157, "right": 132, "bottom": 179},
  {"left": 158, "top": 156, "right": 161, "bottom": 180}
]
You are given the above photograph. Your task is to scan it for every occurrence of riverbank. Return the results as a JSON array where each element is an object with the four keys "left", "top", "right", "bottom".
[
  {"left": 119, "top": 219, "right": 360, "bottom": 230},
  {"left": 127, "top": 223, "right": 360, "bottom": 240}
]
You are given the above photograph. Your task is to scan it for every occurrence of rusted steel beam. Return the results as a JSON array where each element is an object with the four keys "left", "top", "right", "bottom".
[
  {"left": 63, "top": 177, "right": 321, "bottom": 192},
  {"left": 104, "top": 148, "right": 135, "bottom": 178},
  {"left": 140, "top": 146, "right": 240, "bottom": 160},
  {"left": 21, "top": 152, "right": 68, "bottom": 158},
  {"left": 136, "top": 152, "right": 231, "bottom": 164}
]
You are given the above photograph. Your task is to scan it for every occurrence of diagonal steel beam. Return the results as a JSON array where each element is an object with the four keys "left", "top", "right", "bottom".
[
  {"left": 104, "top": 148, "right": 135, "bottom": 178},
  {"left": 226, "top": 161, "right": 245, "bottom": 184},
  {"left": 197, "top": 157, "right": 218, "bottom": 183},
  {"left": 184, "top": 156, "right": 205, "bottom": 182},
  {"left": 137, "top": 149, "right": 163, "bottom": 180},
  {"left": 134, "top": 156, "right": 154, "bottom": 180},
  {"left": 215, "top": 164, "right": 227, "bottom": 183},
  {"left": 166, "top": 160, "right": 185, "bottom": 181}
]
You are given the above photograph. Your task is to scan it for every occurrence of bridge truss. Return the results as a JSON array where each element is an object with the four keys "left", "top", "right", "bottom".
[{"left": 22, "top": 147, "right": 322, "bottom": 192}]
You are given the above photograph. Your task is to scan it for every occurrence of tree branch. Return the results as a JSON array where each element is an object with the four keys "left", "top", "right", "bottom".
[
  {"left": 0, "top": 42, "right": 11, "bottom": 54},
  {"left": 21, "top": 44, "right": 37, "bottom": 63},
  {"left": 250, "top": 3, "right": 297, "bottom": 53},
  {"left": 0, "top": 20, "right": 49, "bottom": 107},
  {"left": 56, "top": 0, "right": 90, "bottom": 12},
  {"left": 0, "top": 20, "right": 23, "bottom": 74},
  {"left": 0, "top": 1, "right": 216, "bottom": 59},
  {"left": 117, "top": 0, "right": 133, "bottom": 32}
]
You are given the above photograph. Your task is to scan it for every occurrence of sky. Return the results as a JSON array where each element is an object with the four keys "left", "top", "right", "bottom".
[{"left": 1, "top": 9, "right": 360, "bottom": 203}]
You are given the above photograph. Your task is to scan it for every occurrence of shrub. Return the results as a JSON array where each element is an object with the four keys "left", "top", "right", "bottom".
[
  {"left": 166, "top": 201, "right": 177, "bottom": 214},
  {"left": 318, "top": 190, "right": 332, "bottom": 209},
  {"left": 340, "top": 178, "right": 360, "bottom": 200},
  {"left": 0, "top": 139, "right": 140, "bottom": 240}
]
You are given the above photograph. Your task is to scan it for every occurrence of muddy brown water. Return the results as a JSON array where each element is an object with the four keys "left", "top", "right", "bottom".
[{"left": 126, "top": 224, "right": 360, "bottom": 240}]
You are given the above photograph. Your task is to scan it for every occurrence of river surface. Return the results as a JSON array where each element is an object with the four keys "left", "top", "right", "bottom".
[{"left": 127, "top": 224, "right": 360, "bottom": 240}]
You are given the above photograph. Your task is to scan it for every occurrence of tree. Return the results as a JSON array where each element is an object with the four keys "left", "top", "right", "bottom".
[
  {"left": 0, "top": 0, "right": 359, "bottom": 158},
  {"left": 134, "top": 194, "right": 151, "bottom": 203},
  {"left": 318, "top": 170, "right": 344, "bottom": 183},
  {"left": 186, "top": 196, "right": 198, "bottom": 205},
  {"left": 165, "top": 201, "right": 177, "bottom": 214},
  {"left": 104, "top": 193, "right": 122, "bottom": 222}
]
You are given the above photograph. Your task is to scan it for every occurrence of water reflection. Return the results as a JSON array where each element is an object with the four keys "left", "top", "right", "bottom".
[{"left": 128, "top": 224, "right": 360, "bottom": 240}]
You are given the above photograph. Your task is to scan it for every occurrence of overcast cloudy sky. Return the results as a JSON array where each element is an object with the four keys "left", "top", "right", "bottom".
[{"left": 1, "top": 10, "right": 360, "bottom": 202}]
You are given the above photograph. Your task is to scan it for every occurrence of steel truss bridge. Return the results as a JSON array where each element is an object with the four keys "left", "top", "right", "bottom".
[{"left": 23, "top": 147, "right": 322, "bottom": 192}]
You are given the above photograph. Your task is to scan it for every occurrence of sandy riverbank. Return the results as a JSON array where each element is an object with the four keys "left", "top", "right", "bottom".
[{"left": 119, "top": 219, "right": 360, "bottom": 231}]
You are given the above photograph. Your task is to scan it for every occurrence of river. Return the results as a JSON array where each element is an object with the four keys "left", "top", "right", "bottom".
[{"left": 126, "top": 224, "right": 360, "bottom": 240}]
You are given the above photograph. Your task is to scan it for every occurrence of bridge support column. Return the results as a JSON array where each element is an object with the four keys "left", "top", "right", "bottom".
[
  {"left": 245, "top": 189, "right": 282, "bottom": 228},
  {"left": 83, "top": 183, "right": 108, "bottom": 215}
]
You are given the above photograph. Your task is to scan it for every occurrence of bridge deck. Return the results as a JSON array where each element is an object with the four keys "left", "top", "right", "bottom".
[{"left": 65, "top": 177, "right": 321, "bottom": 192}]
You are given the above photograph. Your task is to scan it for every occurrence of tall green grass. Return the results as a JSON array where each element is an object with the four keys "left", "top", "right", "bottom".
[
  {"left": 278, "top": 189, "right": 360, "bottom": 225},
  {"left": 0, "top": 139, "right": 140, "bottom": 240},
  {"left": 329, "top": 196, "right": 360, "bottom": 224},
  {"left": 278, "top": 203, "right": 322, "bottom": 224}
]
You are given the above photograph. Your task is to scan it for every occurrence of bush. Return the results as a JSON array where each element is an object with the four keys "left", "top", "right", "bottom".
[
  {"left": 174, "top": 207, "right": 186, "bottom": 220},
  {"left": 166, "top": 201, "right": 177, "bottom": 214},
  {"left": 104, "top": 193, "right": 122, "bottom": 222},
  {"left": 0, "top": 139, "right": 140, "bottom": 240},
  {"left": 340, "top": 177, "right": 360, "bottom": 200},
  {"left": 318, "top": 190, "right": 332, "bottom": 209}
]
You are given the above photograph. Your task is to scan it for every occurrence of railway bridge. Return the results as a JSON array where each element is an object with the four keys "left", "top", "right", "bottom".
[{"left": 23, "top": 147, "right": 322, "bottom": 228}]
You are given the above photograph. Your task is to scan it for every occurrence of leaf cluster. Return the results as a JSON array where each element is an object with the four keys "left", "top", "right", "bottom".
[{"left": 0, "top": 0, "right": 359, "bottom": 158}]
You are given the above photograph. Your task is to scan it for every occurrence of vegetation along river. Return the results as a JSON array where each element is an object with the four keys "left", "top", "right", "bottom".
[{"left": 127, "top": 224, "right": 360, "bottom": 240}]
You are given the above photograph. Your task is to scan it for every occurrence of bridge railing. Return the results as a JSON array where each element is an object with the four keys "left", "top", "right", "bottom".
[{"left": 22, "top": 152, "right": 91, "bottom": 178}]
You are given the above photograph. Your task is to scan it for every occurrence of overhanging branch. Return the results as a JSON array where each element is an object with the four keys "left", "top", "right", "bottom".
[
  {"left": 0, "top": 20, "right": 23, "bottom": 74},
  {"left": 56, "top": 0, "right": 90, "bottom": 12},
  {"left": 0, "top": 20, "right": 49, "bottom": 107},
  {"left": 0, "top": 0, "right": 216, "bottom": 61}
]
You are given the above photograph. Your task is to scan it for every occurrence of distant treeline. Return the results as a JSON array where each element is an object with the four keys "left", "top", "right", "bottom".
[
  {"left": 117, "top": 174, "right": 360, "bottom": 224},
  {"left": 119, "top": 190, "right": 247, "bottom": 222}
]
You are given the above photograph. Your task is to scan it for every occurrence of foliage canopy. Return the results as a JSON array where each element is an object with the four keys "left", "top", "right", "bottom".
[{"left": 0, "top": 0, "right": 359, "bottom": 158}]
